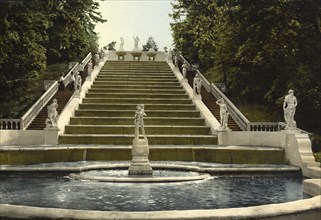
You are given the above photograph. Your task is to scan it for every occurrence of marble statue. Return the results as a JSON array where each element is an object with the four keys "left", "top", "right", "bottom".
[
  {"left": 133, "top": 36, "right": 140, "bottom": 48},
  {"left": 99, "top": 48, "right": 104, "bottom": 59},
  {"left": 74, "top": 72, "right": 82, "bottom": 92},
  {"left": 87, "top": 60, "right": 92, "bottom": 77},
  {"left": 193, "top": 74, "right": 202, "bottom": 96},
  {"left": 119, "top": 37, "right": 125, "bottom": 51},
  {"left": 181, "top": 61, "right": 188, "bottom": 78},
  {"left": 94, "top": 53, "right": 100, "bottom": 66},
  {"left": 134, "top": 104, "right": 147, "bottom": 139},
  {"left": 216, "top": 98, "right": 229, "bottom": 129},
  {"left": 174, "top": 54, "right": 179, "bottom": 67},
  {"left": 47, "top": 99, "right": 59, "bottom": 127},
  {"left": 283, "top": 89, "right": 297, "bottom": 129}
]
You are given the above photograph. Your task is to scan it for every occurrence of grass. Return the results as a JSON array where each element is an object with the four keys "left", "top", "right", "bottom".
[{"left": 314, "top": 152, "right": 321, "bottom": 162}]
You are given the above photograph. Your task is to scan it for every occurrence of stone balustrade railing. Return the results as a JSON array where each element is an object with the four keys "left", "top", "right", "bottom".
[
  {"left": 175, "top": 53, "right": 313, "bottom": 134},
  {"left": 0, "top": 119, "right": 22, "bottom": 130},
  {"left": 177, "top": 54, "right": 250, "bottom": 131},
  {"left": 210, "top": 83, "right": 250, "bottom": 131},
  {"left": 1, "top": 53, "right": 93, "bottom": 130},
  {"left": 20, "top": 82, "right": 59, "bottom": 129}
]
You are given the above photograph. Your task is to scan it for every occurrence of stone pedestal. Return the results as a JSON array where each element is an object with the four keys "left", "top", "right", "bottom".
[
  {"left": 131, "top": 49, "right": 142, "bottom": 61},
  {"left": 128, "top": 138, "right": 153, "bottom": 175},
  {"left": 44, "top": 127, "right": 59, "bottom": 145},
  {"left": 217, "top": 128, "right": 232, "bottom": 145},
  {"left": 180, "top": 78, "right": 188, "bottom": 83},
  {"left": 193, "top": 94, "right": 202, "bottom": 100},
  {"left": 116, "top": 51, "right": 126, "bottom": 60},
  {"left": 73, "top": 90, "right": 81, "bottom": 99}
]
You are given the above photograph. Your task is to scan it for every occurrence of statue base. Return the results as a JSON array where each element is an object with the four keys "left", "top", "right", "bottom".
[
  {"left": 193, "top": 94, "right": 202, "bottom": 100},
  {"left": 180, "top": 78, "right": 188, "bottom": 83},
  {"left": 128, "top": 138, "right": 153, "bottom": 175},
  {"left": 116, "top": 51, "right": 126, "bottom": 60},
  {"left": 131, "top": 51, "right": 142, "bottom": 61}
]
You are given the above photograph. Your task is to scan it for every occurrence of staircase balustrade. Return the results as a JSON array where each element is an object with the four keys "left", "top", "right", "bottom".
[
  {"left": 0, "top": 119, "right": 22, "bottom": 130},
  {"left": 177, "top": 53, "right": 250, "bottom": 131},
  {"left": 175, "top": 53, "right": 312, "bottom": 134}
]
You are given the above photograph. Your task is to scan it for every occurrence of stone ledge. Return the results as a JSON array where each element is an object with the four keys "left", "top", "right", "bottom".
[{"left": 0, "top": 196, "right": 320, "bottom": 220}]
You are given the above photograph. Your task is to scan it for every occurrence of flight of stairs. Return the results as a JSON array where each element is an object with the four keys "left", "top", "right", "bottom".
[
  {"left": 59, "top": 61, "right": 218, "bottom": 145},
  {"left": 27, "top": 90, "right": 74, "bottom": 130}
]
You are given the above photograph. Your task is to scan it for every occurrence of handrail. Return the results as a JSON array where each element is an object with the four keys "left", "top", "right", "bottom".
[
  {"left": 21, "top": 81, "right": 58, "bottom": 129},
  {"left": 21, "top": 62, "right": 80, "bottom": 130},
  {"left": 81, "top": 52, "right": 92, "bottom": 67},
  {"left": 176, "top": 53, "right": 250, "bottom": 130},
  {"left": 211, "top": 83, "right": 250, "bottom": 130},
  {"left": 62, "top": 62, "right": 79, "bottom": 86}
]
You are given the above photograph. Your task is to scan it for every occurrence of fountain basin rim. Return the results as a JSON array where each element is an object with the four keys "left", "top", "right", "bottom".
[
  {"left": 69, "top": 172, "right": 211, "bottom": 183},
  {"left": 0, "top": 162, "right": 300, "bottom": 173},
  {"left": 0, "top": 195, "right": 320, "bottom": 220}
]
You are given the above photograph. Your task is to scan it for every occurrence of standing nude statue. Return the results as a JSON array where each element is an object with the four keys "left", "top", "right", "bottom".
[
  {"left": 193, "top": 74, "right": 202, "bottom": 96},
  {"left": 134, "top": 104, "right": 147, "bottom": 139},
  {"left": 216, "top": 98, "right": 229, "bottom": 129},
  {"left": 74, "top": 72, "right": 82, "bottom": 92},
  {"left": 283, "top": 89, "right": 297, "bottom": 129},
  {"left": 119, "top": 37, "right": 125, "bottom": 51},
  {"left": 133, "top": 36, "right": 140, "bottom": 48},
  {"left": 181, "top": 61, "right": 188, "bottom": 78},
  {"left": 47, "top": 99, "right": 59, "bottom": 127}
]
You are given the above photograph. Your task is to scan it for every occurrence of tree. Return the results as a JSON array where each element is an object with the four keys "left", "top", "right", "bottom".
[
  {"left": 0, "top": 0, "right": 106, "bottom": 118},
  {"left": 170, "top": 0, "right": 321, "bottom": 134},
  {"left": 142, "top": 36, "right": 159, "bottom": 51}
]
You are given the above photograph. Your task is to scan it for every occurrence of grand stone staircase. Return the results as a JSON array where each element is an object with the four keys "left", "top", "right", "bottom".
[{"left": 59, "top": 61, "right": 217, "bottom": 145}]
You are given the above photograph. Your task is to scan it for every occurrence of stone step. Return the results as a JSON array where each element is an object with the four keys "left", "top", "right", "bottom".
[
  {"left": 92, "top": 81, "right": 180, "bottom": 86},
  {"left": 82, "top": 98, "right": 192, "bottom": 104},
  {"left": 95, "top": 78, "right": 178, "bottom": 83},
  {"left": 99, "top": 71, "right": 173, "bottom": 76},
  {"left": 85, "top": 93, "right": 189, "bottom": 99},
  {"left": 97, "top": 75, "right": 176, "bottom": 79},
  {"left": 88, "top": 88, "right": 186, "bottom": 94},
  {"left": 90, "top": 84, "right": 182, "bottom": 90},
  {"left": 59, "top": 134, "right": 218, "bottom": 145},
  {"left": 64, "top": 125, "right": 210, "bottom": 135},
  {"left": 78, "top": 103, "right": 196, "bottom": 111},
  {"left": 69, "top": 117, "right": 206, "bottom": 126},
  {"left": 100, "top": 69, "right": 172, "bottom": 73},
  {"left": 74, "top": 110, "right": 200, "bottom": 117}
]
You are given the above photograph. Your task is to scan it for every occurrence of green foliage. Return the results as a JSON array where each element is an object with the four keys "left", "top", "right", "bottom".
[
  {"left": 142, "top": 36, "right": 159, "bottom": 51},
  {"left": 171, "top": 0, "right": 321, "bottom": 135},
  {"left": 0, "top": 0, "right": 106, "bottom": 118},
  {"left": 107, "top": 41, "right": 116, "bottom": 51}
]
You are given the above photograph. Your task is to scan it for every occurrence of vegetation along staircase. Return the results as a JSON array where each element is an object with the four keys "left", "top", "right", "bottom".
[{"left": 59, "top": 61, "right": 218, "bottom": 145}]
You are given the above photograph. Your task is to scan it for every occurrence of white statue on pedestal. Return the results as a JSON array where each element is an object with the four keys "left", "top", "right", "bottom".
[
  {"left": 74, "top": 72, "right": 82, "bottom": 92},
  {"left": 134, "top": 104, "right": 147, "bottom": 139},
  {"left": 94, "top": 53, "right": 100, "bottom": 66},
  {"left": 283, "top": 89, "right": 297, "bottom": 129},
  {"left": 47, "top": 99, "right": 59, "bottom": 127},
  {"left": 181, "top": 61, "right": 188, "bottom": 78},
  {"left": 87, "top": 60, "right": 92, "bottom": 78},
  {"left": 119, "top": 37, "right": 125, "bottom": 51},
  {"left": 133, "top": 36, "right": 140, "bottom": 49},
  {"left": 216, "top": 98, "right": 229, "bottom": 129},
  {"left": 193, "top": 74, "right": 202, "bottom": 97}
]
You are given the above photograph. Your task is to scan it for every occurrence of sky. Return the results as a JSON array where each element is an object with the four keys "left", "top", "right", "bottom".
[{"left": 95, "top": 0, "right": 175, "bottom": 51}]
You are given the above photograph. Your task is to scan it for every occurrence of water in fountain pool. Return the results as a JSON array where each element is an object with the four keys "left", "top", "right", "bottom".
[{"left": 0, "top": 173, "right": 308, "bottom": 211}]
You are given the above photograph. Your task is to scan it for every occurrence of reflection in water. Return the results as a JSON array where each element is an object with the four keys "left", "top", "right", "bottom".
[{"left": 0, "top": 174, "right": 308, "bottom": 211}]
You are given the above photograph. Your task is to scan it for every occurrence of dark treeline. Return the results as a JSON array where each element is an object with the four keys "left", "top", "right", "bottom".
[
  {"left": 0, "top": 0, "right": 106, "bottom": 118},
  {"left": 170, "top": 0, "right": 321, "bottom": 135}
]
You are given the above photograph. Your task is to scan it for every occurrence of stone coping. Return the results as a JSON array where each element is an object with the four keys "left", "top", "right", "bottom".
[
  {"left": 0, "top": 162, "right": 300, "bottom": 173},
  {"left": 0, "top": 144, "right": 283, "bottom": 151},
  {"left": 0, "top": 195, "right": 320, "bottom": 220}
]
